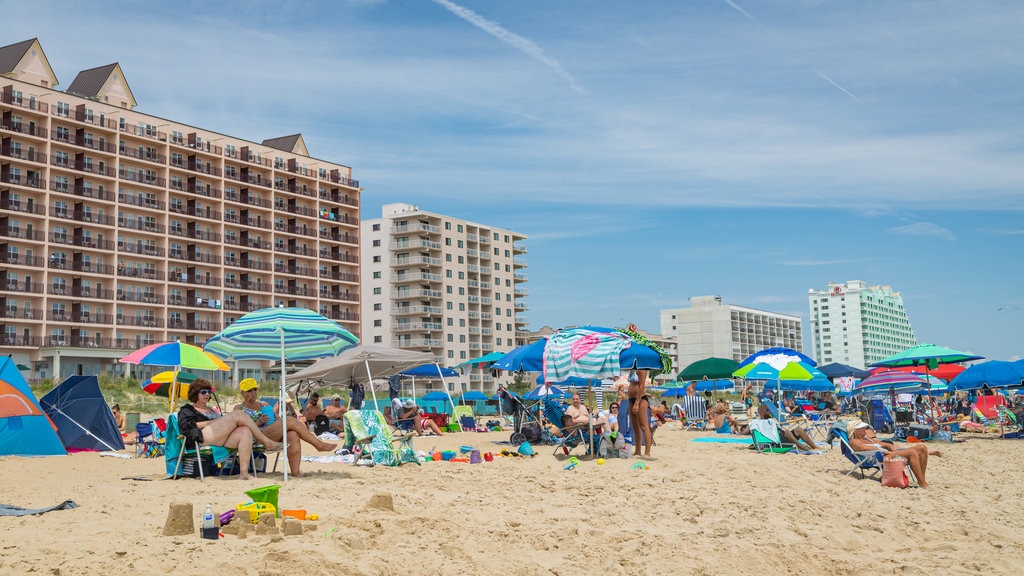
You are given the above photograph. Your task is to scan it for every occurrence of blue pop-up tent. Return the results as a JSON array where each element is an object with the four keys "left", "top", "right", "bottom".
[
  {"left": 40, "top": 375, "right": 124, "bottom": 452},
  {"left": 0, "top": 356, "right": 66, "bottom": 456}
]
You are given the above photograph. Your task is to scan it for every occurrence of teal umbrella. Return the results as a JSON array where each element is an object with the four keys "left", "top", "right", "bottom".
[
  {"left": 203, "top": 307, "right": 358, "bottom": 481},
  {"left": 869, "top": 343, "right": 983, "bottom": 369}
]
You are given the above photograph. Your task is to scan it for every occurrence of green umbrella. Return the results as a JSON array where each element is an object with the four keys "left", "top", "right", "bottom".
[
  {"left": 869, "top": 343, "right": 983, "bottom": 369},
  {"left": 16, "top": 364, "right": 30, "bottom": 371},
  {"left": 677, "top": 357, "right": 739, "bottom": 381}
]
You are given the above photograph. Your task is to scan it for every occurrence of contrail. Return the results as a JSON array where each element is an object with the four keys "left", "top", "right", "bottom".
[
  {"left": 815, "top": 70, "right": 861, "bottom": 102},
  {"left": 721, "top": 0, "right": 767, "bottom": 28},
  {"left": 431, "top": 0, "right": 584, "bottom": 93}
]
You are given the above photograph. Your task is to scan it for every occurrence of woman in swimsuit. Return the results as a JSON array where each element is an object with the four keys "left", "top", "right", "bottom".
[
  {"left": 627, "top": 369, "right": 653, "bottom": 457},
  {"left": 177, "top": 378, "right": 282, "bottom": 481}
]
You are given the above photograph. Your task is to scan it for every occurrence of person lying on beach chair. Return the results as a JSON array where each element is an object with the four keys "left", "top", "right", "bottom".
[
  {"left": 751, "top": 404, "right": 821, "bottom": 451},
  {"left": 849, "top": 421, "right": 939, "bottom": 488}
]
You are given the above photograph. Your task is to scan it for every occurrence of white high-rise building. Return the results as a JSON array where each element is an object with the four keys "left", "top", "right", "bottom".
[
  {"left": 807, "top": 280, "right": 916, "bottom": 368},
  {"left": 660, "top": 295, "right": 803, "bottom": 369},
  {"left": 361, "top": 203, "right": 528, "bottom": 393}
]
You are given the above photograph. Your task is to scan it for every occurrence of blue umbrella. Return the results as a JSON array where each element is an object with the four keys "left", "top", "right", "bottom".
[
  {"left": 817, "top": 362, "right": 871, "bottom": 379},
  {"left": 949, "top": 360, "right": 1024, "bottom": 391},
  {"left": 738, "top": 347, "right": 817, "bottom": 368},
  {"left": 659, "top": 379, "right": 735, "bottom": 394},
  {"left": 853, "top": 370, "right": 938, "bottom": 397},
  {"left": 522, "top": 384, "right": 567, "bottom": 399},
  {"left": 460, "top": 391, "right": 489, "bottom": 401},
  {"left": 533, "top": 374, "right": 600, "bottom": 388},
  {"left": 421, "top": 391, "right": 450, "bottom": 401},
  {"left": 493, "top": 329, "right": 663, "bottom": 376},
  {"left": 399, "top": 364, "right": 459, "bottom": 378}
]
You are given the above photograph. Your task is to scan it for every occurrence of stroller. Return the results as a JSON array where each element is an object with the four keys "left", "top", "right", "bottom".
[{"left": 498, "top": 387, "right": 544, "bottom": 445}]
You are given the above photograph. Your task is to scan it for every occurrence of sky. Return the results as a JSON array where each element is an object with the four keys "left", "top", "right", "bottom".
[{"left": 6, "top": 0, "right": 1023, "bottom": 362}]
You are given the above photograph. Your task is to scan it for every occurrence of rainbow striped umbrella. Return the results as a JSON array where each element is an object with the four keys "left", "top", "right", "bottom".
[
  {"left": 203, "top": 307, "right": 357, "bottom": 481},
  {"left": 853, "top": 370, "right": 944, "bottom": 397}
]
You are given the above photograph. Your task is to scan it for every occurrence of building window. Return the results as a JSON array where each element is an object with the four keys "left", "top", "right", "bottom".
[
  {"left": 373, "top": 303, "right": 382, "bottom": 311},
  {"left": 373, "top": 287, "right": 382, "bottom": 295},
  {"left": 372, "top": 240, "right": 381, "bottom": 247},
  {"left": 373, "top": 255, "right": 381, "bottom": 263},
  {"left": 372, "top": 223, "right": 380, "bottom": 231},
  {"left": 373, "top": 336, "right": 382, "bottom": 343},
  {"left": 373, "top": 320, "right": 382, "bottom": 327}
]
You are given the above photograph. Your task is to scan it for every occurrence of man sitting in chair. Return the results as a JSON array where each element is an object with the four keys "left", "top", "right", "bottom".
[
  {"left": 396, "top": 399, "right": 445, "bottom": 436},
  {"left": 323, "top": 395, "right": 346, "bottom": 434},
  {"left": 752, "top": 404, "right": 821, "bottom": 451}
]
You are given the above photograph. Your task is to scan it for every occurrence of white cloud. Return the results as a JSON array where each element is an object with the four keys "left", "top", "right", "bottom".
[{"left": 889, "top": 222, "right": 957, "bottom": 241}]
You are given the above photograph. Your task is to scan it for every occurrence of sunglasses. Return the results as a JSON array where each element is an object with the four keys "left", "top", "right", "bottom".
[{"left": 198, "top": 390, "right": 212, "bottom": 395}]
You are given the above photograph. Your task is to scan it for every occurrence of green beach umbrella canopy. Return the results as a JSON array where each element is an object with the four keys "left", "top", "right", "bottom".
[
  {"left": 869, "top": 343, "right": 984, "bottom": 369},
  {"left": 203, "top": 307, "right": 358, "bottom": 482},
  {"left": 678, "top": 357, "right": 740, "bottom": 381}
]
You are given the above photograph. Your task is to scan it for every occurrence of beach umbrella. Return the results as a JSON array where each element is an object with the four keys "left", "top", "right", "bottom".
[
  {"left": 203, "top": 307, "right": 358, "bottom": 481},
  {"left": 817, "top": 362, "right": 871, "bottom": 379},
  {"left": 949, "top": 361, "right": 1024, "bottom": 391},
  {"left": 397, "top": 364, "right": 459, "bottom": 403},
  {"left": 871, "top": 343, "right": 984, "bottom": 424},
  {"left": 119, "top": 341, "right": 229, "bottom": 411},
  {"left": 733, "top": 359, "right": 831, "bottom": 406},
  {"left": 737, "top": 347, "right": 816, "bottom": 368},
  {"left": 522, "top": 384, "right": 567, "bottom": 399},
  {"left": 492, "top": 341, "right": 545, "bottom": 373},
  {"left": 141, "top": 370, "right": 196, "bottom": 399},
  {"left": 677, "top": 357, "right": 740, "bottom": 381},
  {"left": 455, "top": 351, "right": 507, "bottom": 370},
  {"left": 660, "top": 379, "right": 735, "bottom": 394},
  {"left": 16, "top": 363, "right": 30, "bottom": 371},
  {"left": 853, "top": 370, "right": 940, "bottom": 397}
]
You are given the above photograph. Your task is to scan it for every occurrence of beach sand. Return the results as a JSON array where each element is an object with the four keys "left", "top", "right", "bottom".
[{"left": 1, "top": 424, "right": 1022, "bottom": 576}]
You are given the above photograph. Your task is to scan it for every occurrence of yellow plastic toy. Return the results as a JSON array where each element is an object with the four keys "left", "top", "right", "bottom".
[{"left": 236, "top": 501, "right": 276, "bottom": 524}]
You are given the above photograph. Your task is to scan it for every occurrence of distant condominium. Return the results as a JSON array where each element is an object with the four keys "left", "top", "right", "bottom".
[
  {"left": 660, "top": 295, "right": 803, "bottom": 369},
  {"left": 1, "top": 39, "right": 362, "bottom": 380},
  {"left": 808, "top": 280, "right": 916, "bottom": 368},
  {"left": 360, "top": 203, "right": 528, "bottom": 392}
]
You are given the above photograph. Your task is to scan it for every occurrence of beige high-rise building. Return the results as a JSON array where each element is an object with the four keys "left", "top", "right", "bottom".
[
  {"left": 1, "top": 39, "right": 361, "bottom": 380},
  {"left": 660, "top": 295, "right": 803, "bottom": 369},
  {"left": 361, "top": 203, "right": 528, "bottom": 393}
]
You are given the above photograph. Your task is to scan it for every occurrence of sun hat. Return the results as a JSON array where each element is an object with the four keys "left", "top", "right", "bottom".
[
  {"left": 402, "top": 399, "right": 416, "bottom": 409},
  {"left": 854, "top": 422, "right": 870, "bottom": 429},
  {"left": 332, "top": 394, "right": 342, "bottom": 401},
  {"left": 238, "top": 378, "right": 259, "bottom": 392}
]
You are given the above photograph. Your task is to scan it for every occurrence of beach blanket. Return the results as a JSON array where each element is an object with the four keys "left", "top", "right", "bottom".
[
  {"left": 0, "top": 500, "right": 78, "bottom": 516},
  {"left": 691, "top": 436, "right": 753, "bottom": 444}
]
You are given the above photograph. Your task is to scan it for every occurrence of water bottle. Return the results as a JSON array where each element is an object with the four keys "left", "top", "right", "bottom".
[{"left": 202, "top": 504, "right": 217, "bottom": 540}]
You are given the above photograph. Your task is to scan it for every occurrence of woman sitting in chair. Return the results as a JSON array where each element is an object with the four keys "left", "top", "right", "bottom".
[
  {"left": 233, "top": 379, "right": 337, "bottom": 478},
  {"left": 177, "top": 378, "right": 282, "bottom": 481},
  {"left": 849, "top": 421, "right": 940, "bottom": 489}
]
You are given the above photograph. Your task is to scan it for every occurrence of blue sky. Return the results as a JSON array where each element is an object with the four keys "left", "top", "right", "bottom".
[{"left": 8, "top": 1, "right": 1023, "bottom": 361}]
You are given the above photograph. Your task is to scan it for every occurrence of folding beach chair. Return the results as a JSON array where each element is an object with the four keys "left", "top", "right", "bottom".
[
  {"left": 747, "top": 419, "right": 793, "bottom": 454},
  {"left": 542, "top": 399, "right": 600, "bottom": 457},
  {"left": 679, "top": 395, "right": 709, "bottom": 430},
  {"left": 164, "top": 414, "right": 256, "bottom": 481},
  {"left": 451, "top": 405, "right": 476, "bottom": 433},
  {"left": 827, "top": 421, "right": 882, "bottom": 480},
  {"left": 343, "top": 409, "right": 419, "bottom": 467}
]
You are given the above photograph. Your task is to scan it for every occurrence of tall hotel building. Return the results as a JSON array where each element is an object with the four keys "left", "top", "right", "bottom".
[
  {"left": 361, "top": 203, "right": 528, "bottom": 393},
  {"left": 1, "top": 39, "right": 362, "bottom": 380},
  {"left": 807, "top": 280, "right": 916, "bottom": 368},
  {"left": 660, "top": 295, "right": 803, "bottom": 369}
]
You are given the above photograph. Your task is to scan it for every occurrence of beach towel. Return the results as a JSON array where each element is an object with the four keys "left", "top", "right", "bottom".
[
  {"left": 543, "top": 328, "right": 631, "bottom": 382},
  {"left": 0, "top": 500, "right": 78, "bottom": 516},
  {"left": 748, "top": 419, "right": 781, "bottom": 444}
]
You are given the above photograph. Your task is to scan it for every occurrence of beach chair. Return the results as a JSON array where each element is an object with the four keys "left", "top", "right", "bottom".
[
  {"left": 747, "top": 419, "right": 793, "bottom": 453},
  {"left": 134, "top": 421, "right": 164, "bottom": 458},
  {"left": 164, "top": 414, "right": 255, "bottom": 481},
  {"left": 826, "top": 421, "right": 882, "bottom": 480},
  {"left": 679, "top": 395, "right": 709, "bottom": 430},
  {"left": 542, "top": 399, "right": 600, "bottom": 457},
  {"left": 343, "top": 409, "right": 419, "bottom": 467},
  {"left": 451, "top": 405, "right": 476, "bottom": 432}
]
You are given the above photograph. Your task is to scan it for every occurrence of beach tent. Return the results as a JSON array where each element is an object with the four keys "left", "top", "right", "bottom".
[
  {"left": 40, "top": 375, "right": 125, "bottom": 452},
  {"left": 0, "top": 356, "right": 66, "bottom": 456}
]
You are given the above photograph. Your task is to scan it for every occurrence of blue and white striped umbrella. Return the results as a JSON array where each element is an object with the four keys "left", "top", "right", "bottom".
[
  {"left": 203, "top": 307, "right": 357, "bottom": 481},
  {"left": 853, "top": 370, "right": 944, "bottom": 397}
]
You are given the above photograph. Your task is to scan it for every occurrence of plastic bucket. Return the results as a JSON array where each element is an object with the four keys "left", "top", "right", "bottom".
[
  {"left": 441, "top": 450, "right": 456, "bottom": 461},
  {"left": 469, "top": 450, "right": 481, "bottom": 464},
  {"left": 245, "top": 484, "right": 281, "bottom": 517},
  {"left": 431, "top": 452, "right": 442, "bottom": 461},
  {"left": 517, "top": 442, "right": 535, "bottom": 456}
]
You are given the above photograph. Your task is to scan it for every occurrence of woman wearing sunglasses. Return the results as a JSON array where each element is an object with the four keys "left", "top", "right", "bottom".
[{"left": 177, "top": 378, "right": 283, "bottom": 480}]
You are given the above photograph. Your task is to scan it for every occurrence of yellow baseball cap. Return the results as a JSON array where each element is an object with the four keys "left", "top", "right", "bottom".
[{"left": 239, "top": 378, "right": 259, "bottom": 392}]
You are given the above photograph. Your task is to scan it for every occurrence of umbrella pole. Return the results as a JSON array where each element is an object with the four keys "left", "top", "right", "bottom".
[
  {"left": 51, "top": 405, "right": 122, "bottom": 452},
  {"left": 169, "top": 366, "right": 180, "bottom": 413},
  {"left": 588, "top": 380, "right": 595, "bottom": 457},
  {"left": 365, "top": 358, "right": 380, "bottom": 412},
  {"left": 280, "top": 329, "right": 289, "bottom": 482},
  {"left": 436, "top": 363, "right": 459, "bottom": 430}
]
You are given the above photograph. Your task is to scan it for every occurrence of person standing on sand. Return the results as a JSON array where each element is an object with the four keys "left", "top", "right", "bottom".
[{"left": 628, "top": 369, "right": 653, "bottom": 458}]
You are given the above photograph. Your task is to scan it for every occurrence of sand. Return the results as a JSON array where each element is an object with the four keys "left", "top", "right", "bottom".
[{"left": 1, "top": 424, "right": 1022, "bottom": 576}]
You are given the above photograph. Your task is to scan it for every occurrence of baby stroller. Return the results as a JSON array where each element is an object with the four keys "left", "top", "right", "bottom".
[{"left": 498, "top": 387, "right": 544, "bottom": 445}]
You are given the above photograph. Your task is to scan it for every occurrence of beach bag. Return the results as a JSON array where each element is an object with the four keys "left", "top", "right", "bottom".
[{"left": 881, "top": 455, "right": 909, "bottom": 489}]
